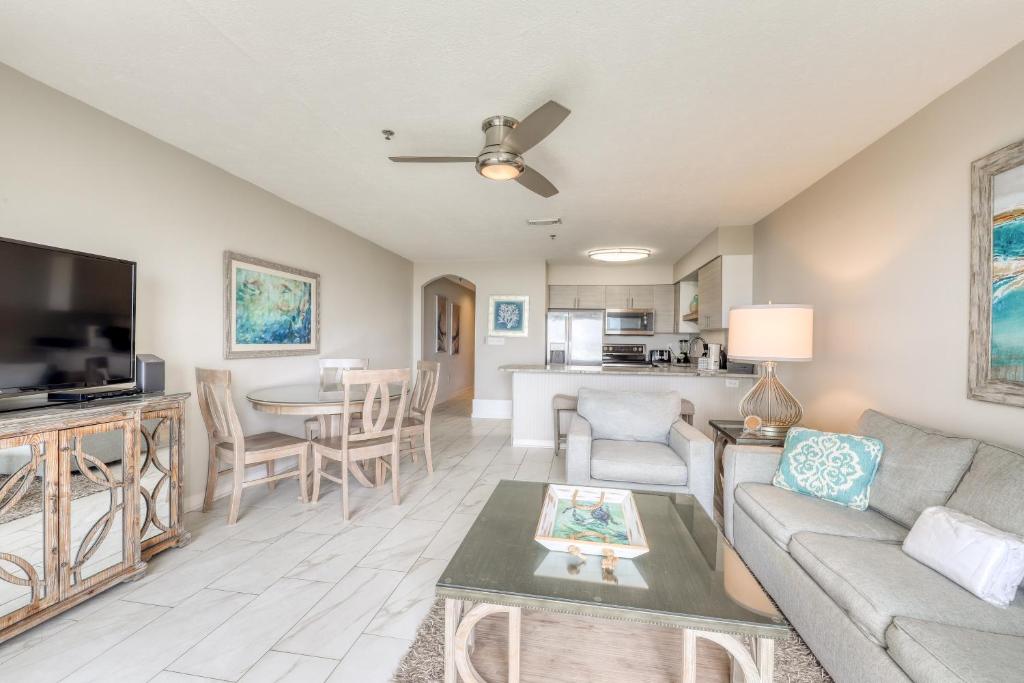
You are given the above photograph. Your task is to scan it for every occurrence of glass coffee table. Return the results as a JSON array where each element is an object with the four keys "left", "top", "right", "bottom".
[{"left": 437, "top": 480, "right": 787, "bottom": 683}]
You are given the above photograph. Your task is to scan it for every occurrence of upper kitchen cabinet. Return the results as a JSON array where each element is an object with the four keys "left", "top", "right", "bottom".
[
  {"left": 549, "top": 285, "right": 577, "bottom": 308},
  {"left": 653, "top": 284, "right": 676, "bottom": 333},
  {"left": 604, "top": 285, "right": 653, "bottom": 309},
  {"left": 576, "top": 285, "right": 606, "bottom": 309},
  {"left": 696, "top": 255, "right": 752, "bottom": 330},
  {"left": 548, "top": 285, "right": 606, "bottom": 309}
]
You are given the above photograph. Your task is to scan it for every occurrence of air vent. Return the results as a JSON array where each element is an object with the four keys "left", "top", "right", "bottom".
[{"left": 526, "top": 217, "right": 562, "bottom": 226}]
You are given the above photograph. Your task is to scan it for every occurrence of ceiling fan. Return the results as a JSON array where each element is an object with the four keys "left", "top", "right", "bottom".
[{"left": 388, "top": 100, "right": 570, "bottom": 198}]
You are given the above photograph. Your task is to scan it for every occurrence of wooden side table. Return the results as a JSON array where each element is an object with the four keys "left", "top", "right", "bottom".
[{"left": 709, "top": 420, "right": 788, "bottom": 518}]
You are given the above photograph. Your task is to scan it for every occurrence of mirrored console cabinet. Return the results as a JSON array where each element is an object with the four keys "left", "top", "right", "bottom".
[{"left": 0, "top": 392, "right": 189, "bottom": 642}]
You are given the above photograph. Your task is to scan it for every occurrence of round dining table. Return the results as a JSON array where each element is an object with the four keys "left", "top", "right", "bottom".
[{"left": 247, "top": 382, "right": 402, "bottom": 488}]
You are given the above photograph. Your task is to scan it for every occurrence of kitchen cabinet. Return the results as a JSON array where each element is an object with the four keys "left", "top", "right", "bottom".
[
  {"left": 548, "top": 285, "right": 577, "bottom": 309},
  {"left": 604, "top": 285, "right": 653, "bottom": 309},
  {"left": 653, "top": 284, "right": 675, "bottom": 333},
  {"left": 576, "top": 285, "right": 606, "bottom": 309},
  {"left": 696, "top": 255, "right": 753, "bottom": 330},
  {"left": 548, "top": 285, "right": 606, "bottom": 309}
]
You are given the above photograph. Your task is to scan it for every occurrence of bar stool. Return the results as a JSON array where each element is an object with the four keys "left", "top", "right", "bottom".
[{"left": 552, "top": 394, "right": 577, "bottom": 456}]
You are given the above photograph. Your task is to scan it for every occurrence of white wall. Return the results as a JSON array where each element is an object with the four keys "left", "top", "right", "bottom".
[
  {"left": 753, "top": 42, "right": 1024, "bottom": 451},
  {"left": 0, "top": 64, "right": 413, "bottom": 510},
  {"left": 547, "top": 262, "right": 675, "bottom": 285},
  {"left": 412, "top": 260, "right": 547, "bottom": 416},
  {"left": 421, "top": 277, "right": 475, "bottom": 404},
  {"left": 673, "top": 225, "right": 753, "bottom": 281}
]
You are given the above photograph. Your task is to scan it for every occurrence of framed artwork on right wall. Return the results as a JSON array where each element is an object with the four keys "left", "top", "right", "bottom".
[{"left": 969, "top": 138, "right": 1024, "bottom": 407}]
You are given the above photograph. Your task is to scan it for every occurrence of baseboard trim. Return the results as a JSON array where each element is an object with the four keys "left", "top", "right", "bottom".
[
  {"left": 472, "top": 399, "right": 512, "bottom": 419},
  {"left": 512, "top": 438, "right": 555, "bottom": 449}
]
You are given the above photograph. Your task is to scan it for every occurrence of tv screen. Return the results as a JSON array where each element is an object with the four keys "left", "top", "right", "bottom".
[{"left": 0, "top": 238, "right": 136, "bottom": 396}]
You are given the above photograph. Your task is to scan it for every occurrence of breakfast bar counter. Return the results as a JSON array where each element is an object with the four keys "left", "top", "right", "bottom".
[{"left": 500, "top": 364, "right": 757, "bottom": 448}]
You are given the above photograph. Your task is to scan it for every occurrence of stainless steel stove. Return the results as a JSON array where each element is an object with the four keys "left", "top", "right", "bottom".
[{"left": 602, "top": 344, "right": 651, "bottom": 367}]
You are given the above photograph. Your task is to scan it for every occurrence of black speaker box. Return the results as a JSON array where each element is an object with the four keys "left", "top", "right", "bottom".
[{"left": 136, "top": 354, "right": 165, "bottom": 394}]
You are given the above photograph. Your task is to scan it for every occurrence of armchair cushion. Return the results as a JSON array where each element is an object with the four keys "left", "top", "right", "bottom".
[
  {"left": 576, "top": 388, "right": 681, "bottom": 444},
  {"left": 590, "top": 439, "right": 688, "bottom": 486}
]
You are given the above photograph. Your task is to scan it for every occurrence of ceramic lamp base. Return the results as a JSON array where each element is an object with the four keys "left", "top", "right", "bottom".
[{"left": 739, "top": 361, "right": 802, "bottom": 434}]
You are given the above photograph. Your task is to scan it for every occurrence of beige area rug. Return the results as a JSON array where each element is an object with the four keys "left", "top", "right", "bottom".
[
  {"left": 393, "top": 599, "right": 832, "bottom": 682},
  {"left": 0, "top": 474, "right": 108, "bottom": 524}
]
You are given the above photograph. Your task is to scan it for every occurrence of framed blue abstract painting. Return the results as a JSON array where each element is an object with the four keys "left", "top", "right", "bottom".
[
  {"left": 488, "top": 295, "right": 529, "bottom": 337},
  {"left": 224, "top": 251, "right": 320, "bottom": 359},
  {"left": 969, "top": 140, "right": 1024, "bottom": 407}
]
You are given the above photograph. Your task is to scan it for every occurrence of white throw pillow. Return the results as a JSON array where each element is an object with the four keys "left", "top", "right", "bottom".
[{"left": 902, "top": 506, "right": 1024, "bottom": 607}]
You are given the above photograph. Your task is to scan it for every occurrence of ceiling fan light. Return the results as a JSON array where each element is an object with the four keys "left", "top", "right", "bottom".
[
  {"left": 480, "top": 163, "right": 521, "bottom": 180},
  {"left": 588, "top": 248, "right": 652, "bottom": 262},
  {"left": 476, "top": 151, "right": 524, "bottom": 181}
]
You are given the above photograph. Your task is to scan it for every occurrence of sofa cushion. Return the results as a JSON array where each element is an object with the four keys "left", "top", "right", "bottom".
[
  {"left": 887, "top": 617, "right": 1024, "bottom": 683},
  {"left": 947, "top": 442, "right": 1024, "bottom": 537},
  {"left": 590, "top": 439, "right": 687, "bottom": 486},
  {"left": 789, "top": 532, "right": 1024, "bottom": 646},
  {"left": 577, "top": 388, "right": 680, "bottom": 444},
  {"left": 735, "top": 483, "right": 907, "bottom": 550},
  {"left": 857, "top": 410, "right": 978, "bottom": 528}
]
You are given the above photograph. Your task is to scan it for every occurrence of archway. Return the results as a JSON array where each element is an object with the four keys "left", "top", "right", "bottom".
[{"left": 421, "top": 274, "right": 476, "bottom": 408}]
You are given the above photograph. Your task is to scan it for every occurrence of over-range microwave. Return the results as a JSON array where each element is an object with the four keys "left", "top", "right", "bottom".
[{"left": 605, "top": 309, "right": 654, "bottom": 336}]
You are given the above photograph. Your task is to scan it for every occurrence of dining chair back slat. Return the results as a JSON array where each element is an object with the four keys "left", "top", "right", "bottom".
[
  {"left": 410, "top": 361, "right": 440, "bottom": 419},
  {"left": 195, "top": 368, "right": 243, "bottom": 445},
  {"left": 342, "top": 368, "right": 410, "bottom": 447}
]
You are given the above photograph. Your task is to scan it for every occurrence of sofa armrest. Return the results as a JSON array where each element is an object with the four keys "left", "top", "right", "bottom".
[
  {"left": 565, "top": 414, "right": 593, "bottom": 485},
  {"left": 668, "top": 420, "right": 714, "bottom": 518},
  {"left": 723, "top": 444, "right": 783, "bottom": 543}
]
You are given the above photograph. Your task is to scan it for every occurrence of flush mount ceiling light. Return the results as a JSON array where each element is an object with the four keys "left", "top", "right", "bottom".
[{"left": 587, "top": 248, "right": 652, "bottom": 262}]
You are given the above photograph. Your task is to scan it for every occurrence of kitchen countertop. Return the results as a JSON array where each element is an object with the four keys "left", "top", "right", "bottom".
[{"left": 499, "top": 363, "right": 758, "bottom": 379}]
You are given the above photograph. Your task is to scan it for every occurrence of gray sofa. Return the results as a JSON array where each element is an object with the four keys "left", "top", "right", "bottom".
[
  {"left": 565, "top": 387, "right": 715, "bottom": 517},
  {"left": 723, "top": 409, "right": 1024, "bottom": 682}
]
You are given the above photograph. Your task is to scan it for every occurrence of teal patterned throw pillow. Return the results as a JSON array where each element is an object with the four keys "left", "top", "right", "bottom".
[{"left": 773, "top": 427, "right": 884, "bottom": 510}]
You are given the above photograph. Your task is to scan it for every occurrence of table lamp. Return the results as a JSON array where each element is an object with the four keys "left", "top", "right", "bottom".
[{"left": 727, "top": 304, "right": 813, "bottom": 435}]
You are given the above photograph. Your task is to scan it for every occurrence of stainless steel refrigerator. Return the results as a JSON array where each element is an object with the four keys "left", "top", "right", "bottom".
[{"left": 546, "top": 309, "right": 604, "bottom": 366}]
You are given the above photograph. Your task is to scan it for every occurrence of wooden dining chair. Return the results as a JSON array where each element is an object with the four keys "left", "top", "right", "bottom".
[
  {"left": 304, "top": 358, "right": 369, "bottom": 439},
  {"left": 196, "top": 368, "right": 310, "bottom": 525},
  {"left": 400, "top": 360, "right": 440, "bottom": 474},
  {"left": 309, "top": 368, "right": 410, "bottom": 520}
]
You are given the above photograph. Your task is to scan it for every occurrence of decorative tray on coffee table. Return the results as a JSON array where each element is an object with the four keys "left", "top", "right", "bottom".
[{"left": 534, "top": 484, "right": 649, "bottom": 559}]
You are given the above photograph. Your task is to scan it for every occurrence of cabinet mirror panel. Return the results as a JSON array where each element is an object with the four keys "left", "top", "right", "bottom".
[
  {"left": 68, "top": 426, "right": 129, "bottom": 588},
  {"left": 140, "top": 415, "right": 175, "bottom": 542},
  {"left": 0, "top": 435, "right": 56, "bottom": 620}
]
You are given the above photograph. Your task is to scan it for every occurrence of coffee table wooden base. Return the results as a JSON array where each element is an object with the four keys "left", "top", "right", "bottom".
[{"left": 444, "top": 599, "right": 775, "bottom": 683}]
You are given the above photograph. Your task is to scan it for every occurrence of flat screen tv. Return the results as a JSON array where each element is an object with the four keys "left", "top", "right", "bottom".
[{"left": 0, "top": 237, "right": 136, "bottom": 397}]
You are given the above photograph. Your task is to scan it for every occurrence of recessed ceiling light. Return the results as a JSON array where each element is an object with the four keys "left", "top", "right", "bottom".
[
  {"left": 526, "top": 217, "right": 562, "bottom": 226},
  {"left": 587, "top": 248, "right": 652, "bottom": 262}
]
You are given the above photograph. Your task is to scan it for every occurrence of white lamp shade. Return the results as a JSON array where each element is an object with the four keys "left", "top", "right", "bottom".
[{"left": 727, "top": 304, "right": 813, "bottom": 362}]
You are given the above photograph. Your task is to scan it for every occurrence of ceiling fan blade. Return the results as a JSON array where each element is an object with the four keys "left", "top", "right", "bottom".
[
  {"left": 501, "top": 100, "right": 571, "bottom": 154},
  {"left": 515, "top": 166, "right": 558, "bottom": 198},
  {"left": 388, "top": 156, "right": 476, "bottom": 163}
]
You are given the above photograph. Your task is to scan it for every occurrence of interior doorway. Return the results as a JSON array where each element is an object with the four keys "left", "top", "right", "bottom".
[{"left": 421, "top": 275, "right": 476, "bottom": 406}]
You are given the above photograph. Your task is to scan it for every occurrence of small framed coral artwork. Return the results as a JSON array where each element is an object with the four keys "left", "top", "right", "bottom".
[
  {"left": 488, "top": 295, "right": 528, "bottom": 337},
  {"left": 969, "top": 139, "right": 1024, "bottom": 407},
  {"left": 224, "top": 251, "right": 320, "bottom": 359}
]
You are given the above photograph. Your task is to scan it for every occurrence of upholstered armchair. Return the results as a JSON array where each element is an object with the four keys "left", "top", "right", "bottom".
[{"left": 565, "top": 388, "right": 715, "bottom": 517}]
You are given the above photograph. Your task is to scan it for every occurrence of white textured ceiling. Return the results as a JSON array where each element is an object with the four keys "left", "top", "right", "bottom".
[{"left": 1, "top": 2, "right": 1022, "bottom": 265}]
